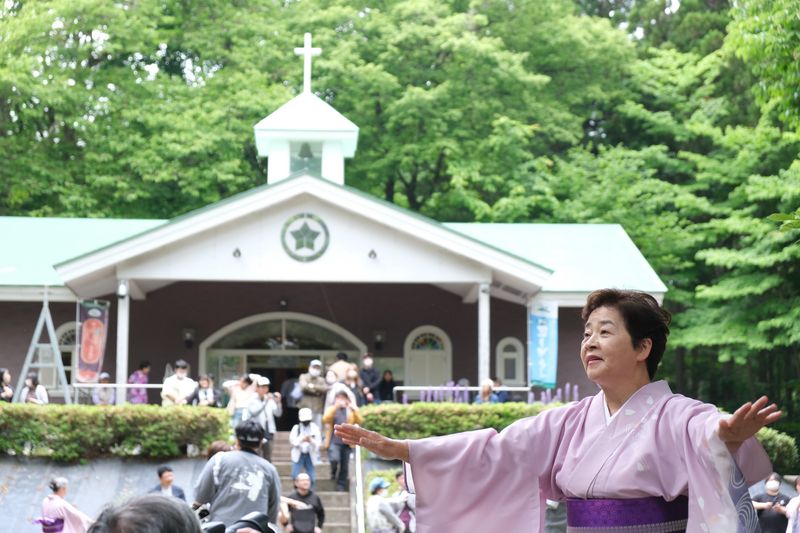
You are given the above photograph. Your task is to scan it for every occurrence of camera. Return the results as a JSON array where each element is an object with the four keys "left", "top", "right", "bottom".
[{"left": 200, "top": 511, "right": 275, "bottom": 533}]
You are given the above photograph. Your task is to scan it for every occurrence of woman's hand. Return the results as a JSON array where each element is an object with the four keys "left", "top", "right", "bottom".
[
  {"left": 334, "top": 423, "right": 410, "bottom": 462},
  {"left": 718, "top": 396, "right": 781, "bottom": 454}
]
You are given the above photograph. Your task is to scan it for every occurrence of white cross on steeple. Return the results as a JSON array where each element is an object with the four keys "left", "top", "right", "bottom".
[{"left": 294, "top": 33, "right": 321, "bottom": 94}]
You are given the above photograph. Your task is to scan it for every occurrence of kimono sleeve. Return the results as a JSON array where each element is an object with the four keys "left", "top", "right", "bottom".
[
  {"left": 674, "top": 399, "right": 771, "bottom": 532},
  {"left": 406, "top": 404, "right": 581, "bottom": 533}
]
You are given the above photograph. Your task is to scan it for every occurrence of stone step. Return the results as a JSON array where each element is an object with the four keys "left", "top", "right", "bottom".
[
  {"left": 325, "top": 518, "right": 352, "bottom": 529},
  {"left": 281, "top": 477, "right": 342, "bottom": 492},
  {"left": 273, "top": 462, "right": 332, "bottom": 477}
]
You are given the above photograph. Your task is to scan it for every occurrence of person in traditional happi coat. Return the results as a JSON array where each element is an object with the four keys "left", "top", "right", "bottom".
[
  {"left": 336, "top": 288, "right": 782, "bottom": 533},
  {"left": 40, "top": 477, "right": 93, "bottom": 533}
]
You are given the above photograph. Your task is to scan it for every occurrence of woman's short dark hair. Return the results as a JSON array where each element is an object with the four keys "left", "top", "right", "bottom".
[
  {"left": 582, "top": 289, "right": 671, "bottom": 380},
  {"left": 26, "top": 371, "right": 39, "bottom": 387},
  {"left": 88, "top": 494, "right": 201, "bottom": 533},
  {"left": 138, "top": 361, "right": 151, "bottom": 370}
]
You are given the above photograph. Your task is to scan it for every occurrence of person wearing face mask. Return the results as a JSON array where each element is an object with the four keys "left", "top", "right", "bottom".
[
  {"left": 161, "top": 359, "right": 197, "bottom": 407},
  {"left": 289, "top": 408, "right": 322, "bottom": 488},
  {"left": 367, "top": 477, "right": 405, "bottom": 533},
  {"left": 298, "top": 360, "right": 329, "bottom": 428},
  {"left": 752, "top": 472, "right": 791, "bottom": 532},
  {"left": 359, "top": 353, "right": 381, "bottom": 404}
]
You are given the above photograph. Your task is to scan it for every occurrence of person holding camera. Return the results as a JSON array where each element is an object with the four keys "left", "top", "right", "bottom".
[
  {"left": 247, "top": 376, "right": 282, "bottom": 462},
  {"left": 322, "top": 390, "right": 363, "bottom": 492},
  {"left": 194, "top": 419, "right": 282, "bottom": 528}
]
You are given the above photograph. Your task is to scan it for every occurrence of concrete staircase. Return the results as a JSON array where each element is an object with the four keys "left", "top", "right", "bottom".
[{"left": 272, "top": 431, "right": 352, "bottom": 533}]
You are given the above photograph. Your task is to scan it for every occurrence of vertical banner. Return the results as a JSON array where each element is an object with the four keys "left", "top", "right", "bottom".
[
  {"left": 528, "top": 299, "right": 559, "bottom": 389},
  {"left": 76, "top": 300, "right": 110, "bottom": 383}
]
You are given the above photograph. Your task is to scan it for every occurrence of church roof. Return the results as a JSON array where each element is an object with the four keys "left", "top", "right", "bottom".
[
  {"left": 0, "top": 176, "right": 666, "bottom": 303},
  {"left": 446, "top": 223, "right": 667, "bottom": 297}
]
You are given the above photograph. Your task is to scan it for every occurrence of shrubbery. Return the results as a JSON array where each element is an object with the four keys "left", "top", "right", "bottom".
[
  {"left": 361, "top": 402, "right": 798, "bottom": 471},
  {"left": 0, "top": 403, "right": 228, "bottom": 461}
]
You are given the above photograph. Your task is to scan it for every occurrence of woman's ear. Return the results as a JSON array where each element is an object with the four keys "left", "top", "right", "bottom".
[{"left": 636, "top": 338, "right": 653, "bottom": 362}]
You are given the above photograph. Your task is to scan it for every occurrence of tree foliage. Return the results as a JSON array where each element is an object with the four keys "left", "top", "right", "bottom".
[{"left": 1, "top": 0, "right": 799, "bottom": 414}]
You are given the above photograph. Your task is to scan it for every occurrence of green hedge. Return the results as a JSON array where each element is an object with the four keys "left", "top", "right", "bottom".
[
  {"left": 361, "top": 402, "right": 557, "bottom": 439},
  {"left": 361, "top": 402, "right": 798, "bottom": 472},
  {"left": 0, "top": 404, "right": 229, "bottom": 462}
]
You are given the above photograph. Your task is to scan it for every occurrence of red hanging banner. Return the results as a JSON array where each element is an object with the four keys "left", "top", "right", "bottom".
[{"left": 76, "top": 300, "right": 110, "bottom": 383}]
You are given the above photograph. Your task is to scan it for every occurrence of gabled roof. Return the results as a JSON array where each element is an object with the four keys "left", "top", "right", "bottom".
[
  {"left": 0, "top": 176, "right": 666, "bottom": 304},
  {"left": 49, "top": 174, "right": 554, "bottom": 299}
]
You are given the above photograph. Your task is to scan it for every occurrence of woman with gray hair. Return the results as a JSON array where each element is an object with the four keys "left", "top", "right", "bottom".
[{"left": 40, "top": 477, "right": 93, "bottom": 532}]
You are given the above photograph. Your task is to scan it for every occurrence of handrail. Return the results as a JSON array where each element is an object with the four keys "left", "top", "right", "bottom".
[{"left": 354, "top": 444, "right": 366, "bottom": 533}]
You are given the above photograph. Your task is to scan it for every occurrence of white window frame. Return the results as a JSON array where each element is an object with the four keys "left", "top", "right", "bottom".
[
  {"left": 403, "top": 325, "right": 452, "bottom": 387},
  {"left": 495, "top": 336, "right": 525, "bottom": 386}
]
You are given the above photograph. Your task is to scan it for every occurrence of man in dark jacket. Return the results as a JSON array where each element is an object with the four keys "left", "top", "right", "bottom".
[
  {"left": 358, "top": 353, "right": 380, "bottom": 404},
  {"left": 148, "top": 465, "right": 186, "bottom": 501},
  {"left": 285, "top": 472, "right": 324, "bottom": 533}
]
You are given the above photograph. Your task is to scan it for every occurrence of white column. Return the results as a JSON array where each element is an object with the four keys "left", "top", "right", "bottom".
[
  {"left": 115, "top": 279, "right": 130, "bottom": 405},
  {"left": 478, "top": 282, "right": 491, "bottom": 384}
]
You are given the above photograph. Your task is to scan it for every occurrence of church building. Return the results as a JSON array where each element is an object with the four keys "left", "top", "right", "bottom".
[{"left": 0, "top": 35, "right": 666, "bottom": 407}]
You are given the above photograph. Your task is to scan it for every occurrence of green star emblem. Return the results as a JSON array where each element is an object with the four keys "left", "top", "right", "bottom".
[{"left": 291, "top": 222, "right": 320, "bottom": 251}]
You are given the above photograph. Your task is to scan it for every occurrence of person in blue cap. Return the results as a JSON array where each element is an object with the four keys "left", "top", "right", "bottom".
[{"left": 366, "top": 477, "right": 405, "bottom": 533}]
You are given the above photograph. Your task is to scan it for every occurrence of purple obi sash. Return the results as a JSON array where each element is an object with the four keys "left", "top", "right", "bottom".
[{"left": 567, "top": 496, "right": 688, "bottom": 532}]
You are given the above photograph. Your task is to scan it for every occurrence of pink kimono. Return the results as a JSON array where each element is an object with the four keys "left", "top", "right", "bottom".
[
  {"left": 41, "top": 494, "right": 93, "bottom": 533},
  {"left": 406, "top": 381, "right": 771, "bottom": 532}
]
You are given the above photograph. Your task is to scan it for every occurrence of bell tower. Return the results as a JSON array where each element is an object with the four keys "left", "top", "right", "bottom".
[{"left": 253, "top": 33, "right": 359, "bottom": 185}]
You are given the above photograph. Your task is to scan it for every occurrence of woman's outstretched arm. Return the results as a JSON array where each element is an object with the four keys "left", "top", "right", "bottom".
[
  {"left": 718, "top": 395, "right": 782, "bottom": 454},
  {"left": 334, "top": 423, "right": 410, "bottom": 462}
]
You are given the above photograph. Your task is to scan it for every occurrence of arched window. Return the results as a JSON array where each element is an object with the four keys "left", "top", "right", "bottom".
[
  {"left": 404, "top": 326, "right": 452, "bottom": 387},
  {"left": 495, "top": 337, "right": 525, "bottom": 386},
  {"left": 200, "top": 312, "right": 366, "bottom": 384}
]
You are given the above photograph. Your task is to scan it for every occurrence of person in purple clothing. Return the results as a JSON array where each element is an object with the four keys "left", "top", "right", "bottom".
[{"left": 127, "top": 361, "right": 150, "bottom": 404}]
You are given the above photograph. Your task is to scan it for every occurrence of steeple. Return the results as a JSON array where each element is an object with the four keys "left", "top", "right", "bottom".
[{"left": 253, "top": 33, "right": 359, "bottom": 185}]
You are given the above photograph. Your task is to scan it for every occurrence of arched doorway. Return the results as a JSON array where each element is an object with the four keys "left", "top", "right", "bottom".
[
  {"left": 199, "top": 312, "right": 365, "bottom": 430},
  {"left": 404, "top": 325, "right": 452, "bottom": 390}
]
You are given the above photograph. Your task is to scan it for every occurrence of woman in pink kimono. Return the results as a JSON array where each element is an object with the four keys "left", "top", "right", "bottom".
[
  {"left": 40, "top": 477, "right": 93, "bottom": 533},
  {"left": 336, "top": 289, "right": 782, "bottom": 533}
]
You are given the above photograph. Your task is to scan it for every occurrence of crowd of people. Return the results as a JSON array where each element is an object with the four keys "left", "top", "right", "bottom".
[{"left": 20, "top": 352, "right": 404, "bottom": 533}]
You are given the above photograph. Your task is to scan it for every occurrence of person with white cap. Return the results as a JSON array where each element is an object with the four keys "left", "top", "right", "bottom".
[
  {"left": 367, "top": 477, "right": 405, "bottom": 533},
  {"left": 91, "top": 371, "right": 115, "bottom": 405},
  {"left": 247, "top": 375, "right": 282, "bottom": 462},
  {"left": 289, "top": 407, "right": 322, "bottom": 488},
  {"left": 298, "top": 359, "right": 329, "bottom": 428}
]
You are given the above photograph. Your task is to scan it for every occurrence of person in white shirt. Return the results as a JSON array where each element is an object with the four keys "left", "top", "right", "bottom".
[
  {"left": 289, "top": 408, "right": 322, "bottom": 488},
  {"left": 160, "top": 359, "right": 196, "bottom": 406},
  {"left": 247, "top": 376, "right": 282, "bottom": 462}
]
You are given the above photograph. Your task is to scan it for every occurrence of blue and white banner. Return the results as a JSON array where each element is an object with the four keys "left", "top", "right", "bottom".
[{"left": 528, "top": 300, "right": 559, "bottom": 389}]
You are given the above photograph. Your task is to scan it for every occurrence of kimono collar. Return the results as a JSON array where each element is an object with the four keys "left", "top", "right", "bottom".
[{"left": 600, "top": 380, "right": 672, "bottom": 425}]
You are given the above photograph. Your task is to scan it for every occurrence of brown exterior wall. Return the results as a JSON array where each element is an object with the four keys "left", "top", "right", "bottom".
[{"left": 0, "top": 282, "right": 593, "bottom": 402}]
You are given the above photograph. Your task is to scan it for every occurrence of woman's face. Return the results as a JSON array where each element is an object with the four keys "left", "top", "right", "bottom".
[
  {"left": 25, "top": 378, "right": 33, "bottom": 388},
  {"left": 383, "top": 372, "right": 392, "bottom": 381},
  {"left": 581, "top": 306, "right": 650, "bottom": 387},
  {"left": 2, "top": 371, "right": 9, "bottom": 384}
]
